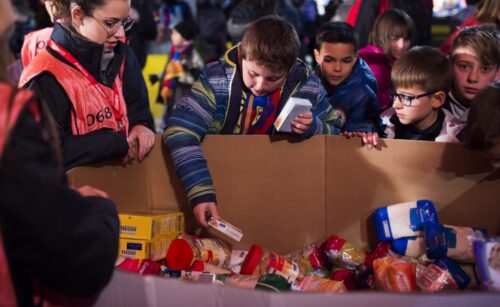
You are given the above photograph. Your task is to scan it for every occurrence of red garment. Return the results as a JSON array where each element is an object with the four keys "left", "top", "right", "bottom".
[
  {"left": 19, "top": 50, "right": 129, "bottom": 136},
  {"left": 346, "top": 0, "right": 389, "bottom": 27},
  {"left": 440, "top": 13, "right": 480, "bottom": 55},
  {"left": 358, "top": 44, "right": 394, "bottom": 110},
  {"left": 0, "top": 83, "right": 37, "bottom": 307},
  {"left": 21, "top": 27, "right": 53, "bottom": 68}
]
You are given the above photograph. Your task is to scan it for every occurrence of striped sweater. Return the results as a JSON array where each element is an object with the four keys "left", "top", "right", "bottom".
[{"left": 163, "top": 46, "right": 344, "bottom": 206}]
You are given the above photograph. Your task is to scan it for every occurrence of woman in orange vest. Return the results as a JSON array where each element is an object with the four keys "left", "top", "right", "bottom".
[
  {"left": 1, "top": 0, "right": 119, "bottom": 305},
  {"left": 20, "top": 0, "right": 155, "bottom": 170}
]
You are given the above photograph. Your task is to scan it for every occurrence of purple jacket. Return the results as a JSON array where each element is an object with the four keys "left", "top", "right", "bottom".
[{"left": 359, "top": 45, "right": 394, "bottom": 111}]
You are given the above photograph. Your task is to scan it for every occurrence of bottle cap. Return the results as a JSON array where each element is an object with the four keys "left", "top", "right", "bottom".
[{"left": 166, "top": 238, "right": 194, "bottom": 270}]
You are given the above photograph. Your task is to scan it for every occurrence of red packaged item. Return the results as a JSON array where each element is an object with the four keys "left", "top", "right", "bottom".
[
  {"left": 240, "top": 244, "right": 300, "bottom": 283},
  {"left": 365, "top": 242, "right": 392, "bottom": 267},
  {"left": 373, "top": 256, "right": 417, "bottom": 292},
  {"left": 331, "top": 268, "right": 357, "bottom": 290},
  {"left": 117, "top": 258, "right": 161, "bottom": 275},
  {"left": 166, "top": 238, "right": 195, "bottom": 270},
  {"left": 322, "top": 235, "right": 365, "bottom": 269}
]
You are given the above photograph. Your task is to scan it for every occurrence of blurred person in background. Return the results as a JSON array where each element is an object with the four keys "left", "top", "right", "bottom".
[{"left": 0, "top": 0, "right": 119, "bottom": 305}]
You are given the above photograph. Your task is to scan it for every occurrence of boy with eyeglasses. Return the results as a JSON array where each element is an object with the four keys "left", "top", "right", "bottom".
[{"left": 380, "top": 46, "right": 464, "bottom": 143}]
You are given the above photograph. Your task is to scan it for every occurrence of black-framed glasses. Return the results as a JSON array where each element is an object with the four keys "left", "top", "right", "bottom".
[
  {"left": 89, "top": 14, "right": 134, "bottom": 36},
  {"left": 389, "top": 91, "right": 437, "bottom": 107}
]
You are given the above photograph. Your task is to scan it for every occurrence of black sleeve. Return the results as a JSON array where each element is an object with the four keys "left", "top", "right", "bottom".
[
  {"left": 122, "top": 47, "right": 155, "bottom": 131},
  {"left": 354, "top": 0, "right": 380, "bottom": 48},
  {"left": 0, "top": 107, "right": 119, "bottom": 301},
  {"left": 27, "top": 73, "right": 129, "bottom": 170}
]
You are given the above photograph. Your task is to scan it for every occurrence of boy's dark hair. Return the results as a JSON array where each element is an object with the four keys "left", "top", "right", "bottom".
[
  {"left": 450, "top": 25, "right": 500, "bottom": 67},
  {"left": 240, "top": 15, "right": 299, "bottom": 71},
  {"left": 465, "top": 83, "right": 500, "bottom": 151},
  {"left": 391, "top": 46, "right": 452, "bottom": 93},
  {"left": 315, "top": 22, "right": 359, "bottom": 52},
  {"left": 368, "top": 9, "right": 417, "bottom": 57},
  {"left": 174, "top": 20, "right": 199, "bottom": 41}
]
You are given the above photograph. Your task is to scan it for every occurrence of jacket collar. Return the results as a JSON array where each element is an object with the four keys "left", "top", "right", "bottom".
[{"left": 49, "top": 22, "right": 125, "bottom": 85}]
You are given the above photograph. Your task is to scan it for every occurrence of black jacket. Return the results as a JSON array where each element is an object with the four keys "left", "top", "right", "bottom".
[
  {"left": 26, "top": 23, "right": 154, "bottom": 170},
  {"left": 0, "top": 89, "right": 119, "bottom": 306}
]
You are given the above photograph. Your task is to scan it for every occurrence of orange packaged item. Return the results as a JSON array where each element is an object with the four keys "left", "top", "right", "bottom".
[
  {"left": 373, "top": 256, "right": 417, "bottom": 292},
  {"left": 240, "top": 244, "right": 301, "bottom": 283},
  {"left": 298, "top": 275, "right": 347, "bottom": 293}
]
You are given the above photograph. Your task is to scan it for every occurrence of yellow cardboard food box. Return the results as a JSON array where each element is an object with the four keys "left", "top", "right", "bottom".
[
  {"left": 119, "top": 233, "right": 179, "bottom": 261},
  {"left": 119, "top": 211, "right": 184, "bottom": 240}
]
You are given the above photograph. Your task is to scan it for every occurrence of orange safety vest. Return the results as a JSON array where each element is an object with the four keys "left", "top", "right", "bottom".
[
  {"left": 0, "top": 82, "right": 41, "bottom": 307},
  {"left": 19, "top": 50, "right": 129, "bottom": 136},
  {"left": 20, "top": 27, "right": 53, "bottom": 68}
]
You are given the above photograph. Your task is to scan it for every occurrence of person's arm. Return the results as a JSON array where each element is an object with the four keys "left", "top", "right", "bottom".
[
  {"left": 27, "top": 73, "right": 129, "bottom": 169},
  {"left": 162, "top": 69, "right": 218, "bottom": 220},
  {"left": 122, "top": 47, "right": 155, "bottom": 131},
  {"left": 297, "top": 77, "right": 345, "bottom": 138},
  {"left": 0, "top": 107, "right": 119, "bottom": 298},
  {"left": 341, "top": 88, "right": 381, "bottom": 134}
]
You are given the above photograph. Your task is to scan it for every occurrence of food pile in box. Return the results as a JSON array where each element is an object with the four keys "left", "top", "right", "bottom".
[{"left": 115, "top": 200, "right": 500, "bottom": 293}]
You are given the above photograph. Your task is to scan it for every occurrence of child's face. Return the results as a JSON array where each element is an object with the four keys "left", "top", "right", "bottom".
[
  {"left": 452, "top": 47, "right": 499, "bottom": 105},
  {"left": 391, "top": 87, "right": 445, "bottom": 130},
  {"left": 314, "top": 42, "right": 357, "bottom": 87},
  {"left": 170, "top": 29, "right": 185, "bottom": 48},
  {"left": 241, "top": 59, "right": 287, "bottom": 97},
  {"left": 389, "top": 35, "right": 411, "bottom": 60}
]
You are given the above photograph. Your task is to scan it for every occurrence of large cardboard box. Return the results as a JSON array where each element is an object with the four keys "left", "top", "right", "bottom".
[{"left": 67, "top": 135, "right": 500, "bottom": 306}]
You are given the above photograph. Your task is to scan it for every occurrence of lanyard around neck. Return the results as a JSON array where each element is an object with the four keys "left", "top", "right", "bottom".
[{"left": 48, "top": 40, "right": 122, "bottom": 122}]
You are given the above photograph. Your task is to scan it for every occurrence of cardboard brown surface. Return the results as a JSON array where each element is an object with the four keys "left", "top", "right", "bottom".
[
  {"left": 325, "top": 136, "right": 499, "bottom": 249},
  {"left": 67, "top": 134, "right": 500, "bottom": 305},
  {"left": 68, "top": 135, "right": 499, "bottom": 253}
]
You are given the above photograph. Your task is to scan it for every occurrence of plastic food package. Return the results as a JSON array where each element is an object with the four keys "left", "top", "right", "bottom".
[
  {"left": 417, "top": 258, "right": 471, "bottom": 292},
  {"left": 298, "top": 275, "right": 347, "bottom": 293},
  {"left": 240, "top": 244, "right": 300, "bottom": 283},
  {"left": 373, "top": 256, "right": 417, "bottom": 292},
  {"left": 373, "top": 200, "right": 438, "bottom": 241},
  {"left": 285, "top": 243, "right": 324, "bottom": 276},
  {"left": 166, "top": 235, "right": 230, "bottom": 270},
  {"left": 255, "top": 274, "right": 292, "bottom": 292},
  {"left": 424, "top": 223, "right": 486, "bottom": 262},
  {"left": 392, "top": 236, "right": 426, "bottom": 259},
  {"left": 473, "top": 236, "right": 500, "bottom": 291},
  {"left": 228, "top": 250, "right": 248, "bottom": 274},
  {"left": 322, "top": 235, "right": 365, "bottom": 269},
  {"left": 331, "top": 267, "right": 357, "bottom": 290}
]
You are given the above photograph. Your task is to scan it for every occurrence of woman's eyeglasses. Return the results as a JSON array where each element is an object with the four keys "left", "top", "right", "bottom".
[{"left": 89, "top": 14, "right": 135, "bottom": 35}]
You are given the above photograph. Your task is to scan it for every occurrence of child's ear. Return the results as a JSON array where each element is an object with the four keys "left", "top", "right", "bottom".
[
  {"left": 313, "top": 49, "right": 320, "bottom": 64},
  {"left": 432, "top": 91, "right": 446, "bottom": 109}
]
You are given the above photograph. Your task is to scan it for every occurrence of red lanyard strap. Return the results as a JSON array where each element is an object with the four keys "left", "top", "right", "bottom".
[{"left": 48, "top": 40, "right": 122, "bottom": 121}]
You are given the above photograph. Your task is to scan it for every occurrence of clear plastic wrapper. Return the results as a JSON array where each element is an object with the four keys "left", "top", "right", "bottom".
[
  {"left": 417, "top": 258, "right": 471, "bottom": 292},
  {"left": 322, "top": 234, "right": 365, "bottom": 269},
  {"left": 424, "top": 223, "right": 486, "bottom": 262},
  {"left": 473, "top": 236, "right": 500, "bottom": 291},
  {"left": 373, "top": 256, "right": 417, "bottom": 292}
]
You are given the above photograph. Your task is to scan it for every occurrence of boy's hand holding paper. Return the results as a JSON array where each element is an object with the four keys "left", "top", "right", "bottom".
[{"left": 274, "top": 97, "right": 313, "bottom": 133}]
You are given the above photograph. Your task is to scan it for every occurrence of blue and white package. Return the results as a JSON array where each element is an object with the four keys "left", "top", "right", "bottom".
[
  {"left": 425, "top": 223, "right": 486, "bottom": 262},
  {"left": 373, "top": 199, "right": 438, "bottom": 241},
  {"left": 391, "top": 236, "right": 426, "bottom": 258},
  {"left": 473, "top": 237, "right": 500, "bottom": 291}
]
